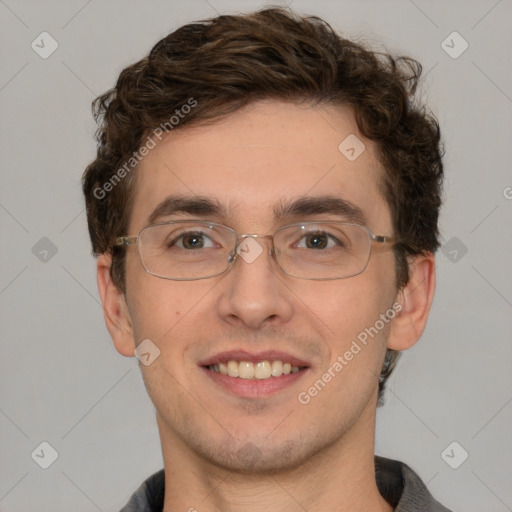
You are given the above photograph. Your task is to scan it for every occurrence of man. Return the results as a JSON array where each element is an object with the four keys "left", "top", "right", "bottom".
[{"left": 82, "top": 7, "right": 451, "bottom": 512}]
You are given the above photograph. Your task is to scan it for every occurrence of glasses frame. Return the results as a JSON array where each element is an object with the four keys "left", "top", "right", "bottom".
[{"left": 115, "top": 220, "right": 396, "bottom": 281}]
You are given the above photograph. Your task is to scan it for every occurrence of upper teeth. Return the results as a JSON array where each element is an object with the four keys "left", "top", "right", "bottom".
[{"left": 209, "top": 360, "right": 302, "bottom": 379}]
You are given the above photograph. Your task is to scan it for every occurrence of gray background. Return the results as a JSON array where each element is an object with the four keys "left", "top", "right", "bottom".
[{"left": 0, "top": 0, "right": 511, "bottom": 511}]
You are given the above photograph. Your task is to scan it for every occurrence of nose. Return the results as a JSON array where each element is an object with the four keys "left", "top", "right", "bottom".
[{"left": 216, "top": 235, "right": 294, "bottom": 330}]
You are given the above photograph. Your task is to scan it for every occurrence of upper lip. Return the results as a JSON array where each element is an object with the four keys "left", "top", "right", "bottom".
[{"left": 199, "top": 350, "right": 310, "bottom": 368}]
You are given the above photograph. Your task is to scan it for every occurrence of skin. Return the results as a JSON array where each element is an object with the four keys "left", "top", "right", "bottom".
[{"left": 97, "top": 100, "right": 435, "bottom": 512}]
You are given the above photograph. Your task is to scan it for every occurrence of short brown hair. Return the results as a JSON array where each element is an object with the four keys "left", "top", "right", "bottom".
[{"left": 82, "top": 7, "right": 443, "bottom": 402}]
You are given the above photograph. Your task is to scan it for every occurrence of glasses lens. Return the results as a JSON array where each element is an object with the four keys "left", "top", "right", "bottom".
[
  {"left": 274, "top": 223, "right": 372, "bottom": 279},
  {"left": 138, "top": 221, "right": 237, "bottom": 280}
]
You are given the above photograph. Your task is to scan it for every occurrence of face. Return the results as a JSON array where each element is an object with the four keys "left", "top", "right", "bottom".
[{"left": 118, "top": 100, "right": 400, "bottom": 472}]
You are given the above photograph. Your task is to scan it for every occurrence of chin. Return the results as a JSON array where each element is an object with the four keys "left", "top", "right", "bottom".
[{"left": 183, "top": 430, "right": 329, "bottom": 475}]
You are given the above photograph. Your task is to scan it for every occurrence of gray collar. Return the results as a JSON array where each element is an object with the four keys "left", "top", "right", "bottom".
[{"left": 120, "top": 456, "right": 453, "bottom": 512}]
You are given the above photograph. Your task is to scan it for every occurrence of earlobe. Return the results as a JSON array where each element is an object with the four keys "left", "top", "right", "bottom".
[
  {"left": 387, "top": 253, "right": 436, "bottom": 351},
  {"left": 97, "top": 253, "right": 136, "bottom": 357}
]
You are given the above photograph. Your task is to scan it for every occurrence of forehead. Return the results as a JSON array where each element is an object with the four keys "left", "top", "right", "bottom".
[{"left": 130, "top": 100, "right": 391, "bottom": 232}]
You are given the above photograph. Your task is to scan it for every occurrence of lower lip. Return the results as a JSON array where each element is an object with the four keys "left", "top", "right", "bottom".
[{"left": 201, "top": 367, "right": 308, "bottom": 398}]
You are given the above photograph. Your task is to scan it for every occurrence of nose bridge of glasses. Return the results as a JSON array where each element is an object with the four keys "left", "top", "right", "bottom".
[
  {"left": 236, "top": 233, "right": 275, "bottom": 253},
  {"left": 239, "top": 232, "right": 273, "bottom": 245},
  {"left": 238, "top": 233, "right": 273, "bottom": 240},
  {"left": 226, "top": 233, "right": 275, "bottom": 265}
]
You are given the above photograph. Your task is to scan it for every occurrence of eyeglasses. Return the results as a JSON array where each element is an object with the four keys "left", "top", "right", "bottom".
[{"left": 115, "top": 220, "right": 396, "bottom": 281}]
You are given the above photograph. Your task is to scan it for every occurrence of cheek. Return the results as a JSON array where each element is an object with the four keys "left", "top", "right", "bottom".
[
  {"left": 125, "top": 265, "right": 214, "bottom": 347},
  {"left": 292, "top": 279, "right": 395, "bottom": 424},
  {"left": 301, "top": 275, "right": 395, "bottom": 368},
  {"left": 303, "top": 273, "right": 393, "bottom": 332}
]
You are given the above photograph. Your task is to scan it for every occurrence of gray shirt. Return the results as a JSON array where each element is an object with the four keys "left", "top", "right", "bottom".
[{"left": 119, "top": 456, "right": 453, "bottom": 511}]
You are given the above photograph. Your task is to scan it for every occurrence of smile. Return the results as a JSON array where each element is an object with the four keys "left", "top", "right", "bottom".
[{"left": 206, "top": 360, "right": 305, "bottom": 379}]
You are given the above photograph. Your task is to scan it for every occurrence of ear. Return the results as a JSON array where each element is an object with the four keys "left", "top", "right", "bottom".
[
  {"left": 387, "top": 252, "right": 436, "bottom": 351},
  {"left": 97, "top": 253, "right": 136, "bottom": 357}
]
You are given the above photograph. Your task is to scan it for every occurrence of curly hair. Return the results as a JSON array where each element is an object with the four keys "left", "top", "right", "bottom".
[{"left": 82, "top": 7, "right": 443, "bottom": 403}]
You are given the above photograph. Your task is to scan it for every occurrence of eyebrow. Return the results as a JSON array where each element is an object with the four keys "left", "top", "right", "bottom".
[
  {"left": 147, "top": 194, "right": 367, "bottom": 226},
  {"left": 273, "top": 195, "right": 367, "bottom": 225},
  {"left": 147, "top": 196, "right": 227, "bottom": 225}
]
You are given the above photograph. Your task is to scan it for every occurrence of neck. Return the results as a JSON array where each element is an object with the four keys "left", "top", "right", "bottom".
[{"left": 159, "top": 401, "right": 393, "bottom": 512}]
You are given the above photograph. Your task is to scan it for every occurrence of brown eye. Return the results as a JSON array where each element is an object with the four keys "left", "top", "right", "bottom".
[
  {"left": 305, "top": 234, "right": 329, "bottom": 249},
  {"left": 170, "top": 232, "right": 216, "bottom": 250},
  {"left": 181, "top": 234, "right": 205, "bottom": 249},
  {"left": 297, "top": 232, "right": 342, "bottom": 250}
]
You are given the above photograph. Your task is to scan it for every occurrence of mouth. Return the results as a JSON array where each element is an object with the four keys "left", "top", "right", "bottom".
[
  {"left": 206, "top": 360, "right": 306, "bottom": 379},
  {"left": 200, "top": 351, "right": 310, "bottom": 398}
]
